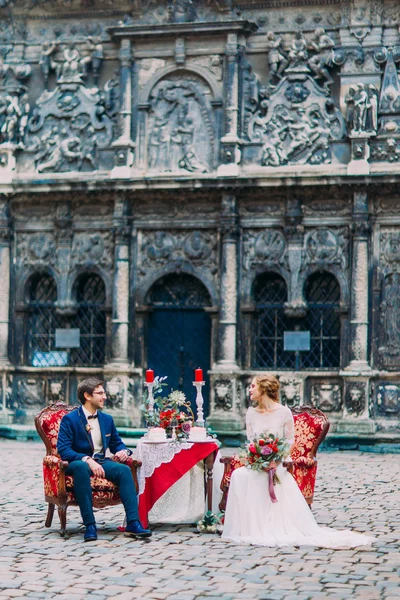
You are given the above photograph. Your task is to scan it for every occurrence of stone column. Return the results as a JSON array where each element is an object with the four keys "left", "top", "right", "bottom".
[
  {"left": 217, "top": 194, "right": 239, "bottom": 370},
  {"left": 112, "top": 39, "right": 135, "bottom": 174},
  {"left": 208, "top": 195, "right": 241, "bottom": 435},
  {"left": 348, "top": 192, "right": 371, "bottom": 371},
  {"left": 218, "top": 34, "right": 241, "bottom": 176},
  {"left": 109, "top": 199, "right": 131, "bottom": 367},
  {"left": 338, "top": 191, "right": 375, "bottom": 434},
  {"left": 0, "top": 200, "right": 11, "bottom": 366},
  {"left": 284, "top": 197, "right": 306, "bottom": 318}
]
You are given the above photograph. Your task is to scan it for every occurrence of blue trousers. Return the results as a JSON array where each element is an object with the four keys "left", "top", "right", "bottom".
[{"left": 66, "top": 459, "right": 139, "bottom": 526}]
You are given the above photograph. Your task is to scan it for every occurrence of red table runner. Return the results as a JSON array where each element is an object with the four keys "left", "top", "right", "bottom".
[{"left": 138, "top": 441, "right": 219, "bottom": 527}]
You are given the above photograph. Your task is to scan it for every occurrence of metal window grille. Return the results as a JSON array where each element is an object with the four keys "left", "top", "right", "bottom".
[
  {"left": 302, "top": 272, "right": 341, "bottom": 369},
  {"left": 70, "top": 274, "right": 107, "bottom": 366},
  {"left": 27, "top": 274, "right": 68, "bottom": 367},
  {"left": 252, "top": 273, "right": 295, "bottom": 370},
  {"left": 148, "top": 273, "right": 212, "bottom": 309}
]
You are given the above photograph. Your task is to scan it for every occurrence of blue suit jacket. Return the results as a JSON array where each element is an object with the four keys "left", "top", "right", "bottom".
[{"left": 57, "top": 405, "right": 129, "bottom": 463}]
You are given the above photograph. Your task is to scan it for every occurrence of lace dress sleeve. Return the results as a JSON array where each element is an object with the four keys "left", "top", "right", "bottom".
[
  {"left": 283, "top": 409, "right": 295, "bottom": 447},
  {"left": 246, "top": 408, "right": 253, "bottom": 441}
]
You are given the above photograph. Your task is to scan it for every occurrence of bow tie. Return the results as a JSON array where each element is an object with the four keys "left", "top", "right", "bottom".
[{"left": 88, "top": 414, "right": 98, "bottom": 420}]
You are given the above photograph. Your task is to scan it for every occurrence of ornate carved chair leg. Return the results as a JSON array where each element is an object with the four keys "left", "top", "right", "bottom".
[
  {"left": 45, "top": 503, "right": 55, "bottom": 527},
  {"left": 58, "top": 505, "right": 67, "bottom": 537}
]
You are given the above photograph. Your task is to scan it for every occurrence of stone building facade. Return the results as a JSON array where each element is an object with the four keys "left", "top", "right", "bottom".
[{"left": 1, "top": 0, "right": 400, "bottom": 441}]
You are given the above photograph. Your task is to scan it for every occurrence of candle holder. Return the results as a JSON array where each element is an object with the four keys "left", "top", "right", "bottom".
[
  {"left": 193, "top": 380, "right": 205, "bottom": 427},
  {"left": 144, "top": 381, "right": 155, "bottom": 414}
]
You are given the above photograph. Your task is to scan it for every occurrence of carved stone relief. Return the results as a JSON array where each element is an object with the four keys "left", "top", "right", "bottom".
[
  {"left": 47, "top": 377, "right": 66, "bottom": 403},
  {"left": 303, "top": 228, "right": 348, "bottom": 270},
  {"left": 138, "top": 229, "right": 218, "bottom": 281},
  {"left": 242, "top": 229, "right": 288, "bottom": 272},
  {"left": 376, "top": 383, "right": 400, "bottom": 416},
  {"left": 380, "top": 272, "right": 400, "bottom": 353},
  {"left": 7, "top": 376, "right": 46, "bottom": 417},
  {"left": 214, "top": 379, "right": 233, "bottom": 411},
  {"left": 105, "top": 376, "right": 124, "bottom": 410},
  {"left": 344, "top": 382, "right": 366, "bottom": 416},
  {"left": 244, "top": 28, "right": 345, "bottom": 167},
  {"left": 71, "top": 231, "right": 113, "bottom": 269},
  {"left": 0, "top": 56, "right": 31, "bottom": 148},
  {"left": 24, "top": 41, "right": 115, "bottom": 173},
  {"left": 138, "top": 59, "right": 167, "bottom": 88},
  {"left": 279, "top": 377, "right": 301, "bottom": 407},
  {"left": 16, "top": 232, "right": 57, "bottom": 269},
  {"left": 302, "top": 196, "right": 351, "bottom": 215},
  {"left": 310, "top": 381, "right": 342, "bottom": 412},
  {"left": 147, "top": 75, "right": 214, "bottom": 173}
]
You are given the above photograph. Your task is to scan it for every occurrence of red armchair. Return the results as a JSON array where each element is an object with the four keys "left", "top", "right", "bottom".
[
  {"left": 219, "top": 405, "right": 330, "bottom": 511},
  {"left": 35, "top": 402, "right": 141, "bottom": 537}
]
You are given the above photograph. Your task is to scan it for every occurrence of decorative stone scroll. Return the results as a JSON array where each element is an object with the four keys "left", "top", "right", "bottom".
[
  {"left": 16, "top": 232, "right": 57, "bottom": 269},
  {"left": 71, "top": 231, "right": 113, "bottom": 269},
  {"left": 147, "top": 76, "right": 213, "bottom": 173}
]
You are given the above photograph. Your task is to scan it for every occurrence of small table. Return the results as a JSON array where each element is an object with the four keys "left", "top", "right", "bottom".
[{"left": 136, "top": 439, "right": 219, "bottom": 528}]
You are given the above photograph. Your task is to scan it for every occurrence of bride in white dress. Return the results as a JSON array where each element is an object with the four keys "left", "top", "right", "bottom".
[{"left": 222, "top": 374, "right": 374, "bottom": 548}]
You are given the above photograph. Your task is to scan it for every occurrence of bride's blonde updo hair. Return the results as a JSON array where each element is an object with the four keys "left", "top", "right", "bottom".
[{"left": 254, "top": 374, "right": 280, "bottom": 403}]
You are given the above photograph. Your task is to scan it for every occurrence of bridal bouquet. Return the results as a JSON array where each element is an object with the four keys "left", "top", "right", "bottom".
[{"left": 242, "top": 433, "right": 290, "bottom": 502}]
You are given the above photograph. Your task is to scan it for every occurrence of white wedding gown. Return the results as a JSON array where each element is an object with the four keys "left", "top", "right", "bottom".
[{"left": 222, "top": 405, "right": 374, "bottom": 548}]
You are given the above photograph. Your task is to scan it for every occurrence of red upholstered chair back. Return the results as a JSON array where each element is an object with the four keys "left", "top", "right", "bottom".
[
  {"left": 35, "top": 402, "right": 77, "bottom": 456},
  {"left": 291, "top": 406, "right": 329, "bottom": 464}
]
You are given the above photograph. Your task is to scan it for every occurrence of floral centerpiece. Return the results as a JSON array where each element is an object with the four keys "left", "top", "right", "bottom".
[
  {"left": 140, "top": 377, "right": 194, "bottom": 440},
  {"left": 241, "top": 432, "right": 290, "bottom": 502},
  {"left": 196, "top": 510, "right": 223, "bottom": 534}
]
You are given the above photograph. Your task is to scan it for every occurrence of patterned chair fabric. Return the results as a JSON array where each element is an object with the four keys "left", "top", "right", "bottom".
[
  {"left": 219, "top": 405, "right": 330, "bottom": 511},
  {"left": 35, "top": 402, "right": 141, "bottom": 536}
]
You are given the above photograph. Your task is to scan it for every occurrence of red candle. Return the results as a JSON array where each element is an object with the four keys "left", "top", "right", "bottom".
[
  {"left": 194, "top": 368, "right": 203, "bottom": 382},
  {"left": 145, "top": 369, "right": 154, "bottom": 383}
]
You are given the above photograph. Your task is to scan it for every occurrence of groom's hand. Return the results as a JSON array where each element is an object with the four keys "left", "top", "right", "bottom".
[
  {"left": 114, "top": 450, "right": 129, "bottom": 463},
  {"left": 87, "top": 458, "right": 105, "bottom": 478}
]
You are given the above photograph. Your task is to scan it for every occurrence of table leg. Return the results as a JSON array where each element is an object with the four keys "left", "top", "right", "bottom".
[{"left": 205, "top": 451, "right": 217, "bottom": 512}]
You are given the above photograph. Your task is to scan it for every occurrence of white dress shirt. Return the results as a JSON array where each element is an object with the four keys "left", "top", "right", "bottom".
[{"left": 82, "top": 406, "right": 103, "bottom": 458}]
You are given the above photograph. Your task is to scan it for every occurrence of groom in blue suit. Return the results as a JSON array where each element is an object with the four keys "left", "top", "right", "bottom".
[{"left": 57, "top": 377, "right": 151, "bottom": 541}]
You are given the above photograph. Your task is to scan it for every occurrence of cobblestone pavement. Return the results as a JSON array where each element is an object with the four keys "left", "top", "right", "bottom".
[{"left": 0, "top": 441, "right": 399, "bottom": 600}]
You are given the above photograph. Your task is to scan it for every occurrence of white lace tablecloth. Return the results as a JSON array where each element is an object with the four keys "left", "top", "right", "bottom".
[{"left": 136, "top": 439, "right": 223, "bottom": 524}]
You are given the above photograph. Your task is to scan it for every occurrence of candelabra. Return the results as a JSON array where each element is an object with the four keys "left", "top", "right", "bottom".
[
  {"left": 144, "top": 381, "right": 155, "bottom": 414},
  {"left": 193, "top": 380, "right": 205, "bottom": 426}
]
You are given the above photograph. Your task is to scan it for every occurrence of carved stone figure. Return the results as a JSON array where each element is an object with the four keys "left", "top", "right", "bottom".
[
  {"left": 147, "top": 78, "right": 212, "bottom": 173},
  {"left": 280, "top": 378, "right": 301, "bottom": 407},
  {"left": 348, "top": 83, "right": 378, "bottom": 134},
  {"left": 214, "top": 379, "right": 233, "bottom": 411},
  {"left": 86, "top": 36, "right": 104, "bottom": 86},
  {"left": 288, "top": 32, "right": 308, "bottom": 68},
  {"left": 166, "top": 0, "right": 197, "bottom": 23},
  {"left": 266, "top": 31, "right": 288, "bottom": 82},
  {"left": 345, "top": 384, "right": 365, "bottom": 416},
  {"left": 39, "top": 41, "right": 58, "bottom": 84},
  {"left": 381, "top": 272, "right": 400, "bottom": 349},
  {"left": 307, "top": 28, "right": 335, "bottom": 88}
]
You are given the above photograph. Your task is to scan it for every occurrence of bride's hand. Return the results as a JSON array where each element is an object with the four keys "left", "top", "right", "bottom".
[{"left": 263, "top": 460, "right": 277, "bottom": 472}]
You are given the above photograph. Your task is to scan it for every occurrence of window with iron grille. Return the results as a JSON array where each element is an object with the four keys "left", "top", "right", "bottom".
[
  {"left": 302, "top": 272, "right": 341, "bottom": 369},
  {"left": 27, "top": 274, "right": 67, "bottom": 367},
  {"left": 252, "top": 272, "right": 295, "bottom": 370},
  {"left": 70, "top": 274, "right": 107, "bottom": 366}
]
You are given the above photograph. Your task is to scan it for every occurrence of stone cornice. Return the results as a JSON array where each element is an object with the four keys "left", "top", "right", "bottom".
[{"left": 108, "top": 20, "right": 258, "bottom": 40}]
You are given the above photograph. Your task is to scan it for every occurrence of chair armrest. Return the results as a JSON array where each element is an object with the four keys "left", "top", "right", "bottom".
[{"left": 42, "top": 455, "right": 68, "bottom": 498}]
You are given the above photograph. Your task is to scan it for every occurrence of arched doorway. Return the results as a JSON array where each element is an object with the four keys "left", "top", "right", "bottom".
[{"left": 147, "top": 273, "right": 212, "bottom": 416}]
